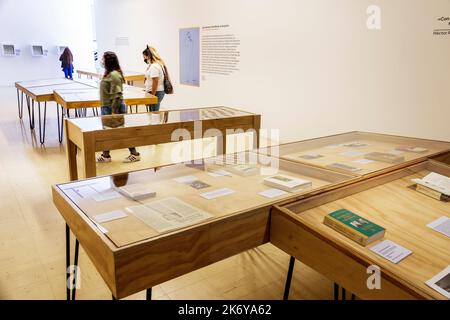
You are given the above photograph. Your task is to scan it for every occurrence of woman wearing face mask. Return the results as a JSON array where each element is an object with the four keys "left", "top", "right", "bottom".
[
  {"left": 143, "top": 45, "right": 166, "bottom": 111},
  {"left": 96, "top": 51, "right": 141, "bottom": 163}
]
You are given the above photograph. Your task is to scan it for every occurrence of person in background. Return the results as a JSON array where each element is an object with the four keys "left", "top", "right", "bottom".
[
  {"left": 96, "top": 51, "right": 141, "bottom": 163},
  {"left": 143, "top": 45, "right": 166, "bottom": 111},
  {"left": 59, "top": 47, "right": 74, "bottom": 80}
]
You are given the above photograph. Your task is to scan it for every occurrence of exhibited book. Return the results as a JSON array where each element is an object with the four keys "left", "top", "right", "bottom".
[
  {"left": 126, "top": 197, "right": 212, "bottom": 233},
  {"left": 186, "top": 180, "right": 211, "bottom": 190},
  {"left": 298, "top": 154, "right": 324, "bottom": 160},
  {"left": 364, "top": 152, "right": 405, "bottom": 164},
  {"left": 395, "top": 145, "right": 428, "bottom": 153},
  {"left": 263, "top": 174, "right": 312, "bottom": 192},
  {"left": 415, "top": 184, "right": 450, "bottom": 201},
  {"left": 323, "top": 208, "right": 386, "bottom": 246},
  {"left": 226, "top": 164, "right": 259, "bottom": 176},
  {"left": 425, "top": 265, "right": 450, "bottom": 299},
  {"left": 411, "top": 172, "right": 450, "bottom": 200},
  {"left": 326, "top": 163, "right": 362, "bottom": 173},
  {"left": 115, "top": 183, "right": 156, "bottom": 200}
]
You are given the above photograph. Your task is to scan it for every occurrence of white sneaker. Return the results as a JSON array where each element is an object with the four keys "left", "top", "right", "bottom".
[
  {"left": 123, "top": 154, "right": 141, "bottom": 163},
  {"left": 96, "top": 155, "right": 112, "bottom": 163}
]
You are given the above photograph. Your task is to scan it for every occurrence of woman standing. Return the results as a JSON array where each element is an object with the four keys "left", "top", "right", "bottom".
[
  {"left": 143, "top": 45, "right": 166, "bottom": 111},
  {"left": 96, "top": 51, "right": 141, "bottom": 163},
  {"left": 59, "top": 47, "right": 74, "bottom": 79}
]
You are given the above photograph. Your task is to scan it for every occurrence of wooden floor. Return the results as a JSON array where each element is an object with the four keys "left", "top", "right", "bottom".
[{"left": 0, "top": 86, "right": 334, "bottom": 300}]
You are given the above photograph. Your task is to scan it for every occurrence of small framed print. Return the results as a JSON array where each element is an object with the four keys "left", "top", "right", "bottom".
[{"left": 425, "top": 265, "right": 450, "bottom": 299}]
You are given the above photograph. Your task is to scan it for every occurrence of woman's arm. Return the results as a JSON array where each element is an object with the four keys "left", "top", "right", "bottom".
[{"left": 151, "top": 78, "right": 158, "bottom": 96}]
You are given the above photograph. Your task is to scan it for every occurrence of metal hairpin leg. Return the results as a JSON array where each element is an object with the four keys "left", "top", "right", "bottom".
[
  {"left": 341, "top": 287, "right": 346, "bottom": 300},
  {"left": 72, "top": 239, "right": 80, "bottom": 300},
  {"left": 283, "top": 256, "right": 296, "bottom": 300},
  {"left": 57, "top": 104, "right": 64, "bottom": 143},
  {"left": 334, "top": 283, "right": 339, "bottom": 300},
  {"left": 37, "top": 102, "right": 47, "bottom": 144},
  {"left": 17, "top": 89, "right": 24, "bottom": 119},
  {"left": 26, "top": 97, "right": 35, "bottom": 129},
  {"left": 351, "top": 293, "right": 356, "bottom": 300},
  {"left": 146, "top": 288, "right": 152, "bottom": 300},
  {"left": 146, "top": 105, "right": 150, "bottom": 112},
  {"left": 135, "top": 105, "right": 138, "bottom": 113},
  {"left": 66, "top": 224, "right": 70, "bottom": 300},
  {"left": 65, "top": 224, "right": 80, "bottom": 300}
]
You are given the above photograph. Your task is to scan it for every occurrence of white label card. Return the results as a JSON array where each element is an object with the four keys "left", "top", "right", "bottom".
[
  {"left": 388, "top": 150, "right": 404, "bottom": 156},
  {"left": 94, "top": 210, "right": 128, "bottom": 223},
  {"left": 353, "top": 159, "right": 375, "bottom": 165},
  {"left": 200, "top": 188, "right": 235, "bottom": 200},
  {"left": 207, "top": 170, "right": 232, "bottom": 178},
  {"left": 173, "top": 176, "right": 197, "bottom": 184},
  {"left": 370, "top": 240, "right": 412, "bottom": 264},
  {"left": 427, "top": 216, "right": 450, "bottom": 238},
  {"left": 258, "top": 189, "right": 288, "bottom": 199},
  {"left": 341, "top": 151, "right": 364, "bottom": 158}
]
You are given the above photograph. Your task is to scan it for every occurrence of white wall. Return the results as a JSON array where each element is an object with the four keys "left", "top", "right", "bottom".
[
  {"left": 95, "top": 0, "right": 450, "bottom": 142},
  {"left": 0, "top": 0, "right": 95, "bottom": 86}
]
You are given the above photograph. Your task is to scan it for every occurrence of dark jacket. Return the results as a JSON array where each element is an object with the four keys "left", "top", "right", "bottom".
[{"left": 59, "top": 48, "right": 73, "bottom": 69}]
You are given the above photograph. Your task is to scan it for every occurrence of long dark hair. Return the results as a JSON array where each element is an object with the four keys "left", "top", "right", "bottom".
[
  {"left": 61, "top": 47, "right": 73, "bottom": 64},
  {"left": 103, "top": 51, "right": 124, "bottom": 82}
]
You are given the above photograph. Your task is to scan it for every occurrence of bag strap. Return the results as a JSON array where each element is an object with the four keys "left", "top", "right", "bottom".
[{"left": 161, "top": 64, "right": 170, "bottom": 80}]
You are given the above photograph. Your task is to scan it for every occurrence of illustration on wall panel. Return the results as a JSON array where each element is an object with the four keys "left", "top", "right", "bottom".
[{"left": 179, "top": 27, "right": 200, "bottom": 87}]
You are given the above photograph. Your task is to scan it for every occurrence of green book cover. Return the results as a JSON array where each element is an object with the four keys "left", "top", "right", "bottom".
[{"left": 328, "top": 209, "right": 385, "bottom": 237}]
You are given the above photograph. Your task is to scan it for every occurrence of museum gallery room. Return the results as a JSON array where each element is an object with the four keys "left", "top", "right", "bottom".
[{"left": 0, "top": 0, "right": 449, "bottom": 302}]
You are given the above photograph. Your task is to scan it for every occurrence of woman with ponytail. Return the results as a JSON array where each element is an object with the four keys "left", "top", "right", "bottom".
[{"left": 142, "top": 45, "right": 166, "bottom": 111}]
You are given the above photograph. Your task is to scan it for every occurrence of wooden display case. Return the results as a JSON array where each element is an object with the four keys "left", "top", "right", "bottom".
[
  {"left": 53, "top": 151, "right": 354, "bottom": 299},
  {"left": 271, "top": 160, "right": 450, "bottom": 300},
  {"left": 14, "top": 78, "right": 157, "bottom": 144},
  {"left": 76, "top": 69, "right": 145, "bottom": 85},
  {"left": 64, "top": 106, "right": 261, "bottom": 180},
  {"left": 257, "top": 132, "right": 450, "bottom": 178}
]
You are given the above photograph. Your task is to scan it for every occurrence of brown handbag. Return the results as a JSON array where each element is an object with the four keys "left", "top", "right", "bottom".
[{"left": 162, "top": 65, "right": 174, "bottom": 94}]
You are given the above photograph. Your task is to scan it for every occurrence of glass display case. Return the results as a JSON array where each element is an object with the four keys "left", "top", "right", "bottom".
[
  {"left": 257, "top": 132, "right": 450, "bottom": 177},
  {"left": 53, "top": 151, "right": 354, "bottom": 299},
  {"left": 271, "top": 160, "right": 450, "bottom": 300},
  {"left": 65, "top": 107, "right": 261, "bottom": 180}
]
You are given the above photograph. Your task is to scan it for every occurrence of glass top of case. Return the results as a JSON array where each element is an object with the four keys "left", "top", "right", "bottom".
[
  {"left": 258, "top": 132, "right": 450, "bottom": 176},
  {"left": 67, "top": 106, "right": 255, "bottom": 131},
  {"left": 56, "top": 151, "right": 354, "bottom": 248}
]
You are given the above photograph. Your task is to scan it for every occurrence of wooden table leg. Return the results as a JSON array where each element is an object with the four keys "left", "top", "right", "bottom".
[
  {"left": 65, "top": 121, "right": 79, "bottom": 181},
  {"left": 253, "top": 115, "right": 261, "bottom": 150},
  {"left": 216, "top": 134, "right": 226, "bottom": 155},
  {"left": 82, "top": 135, "right": 96, "bottom": 179}
]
